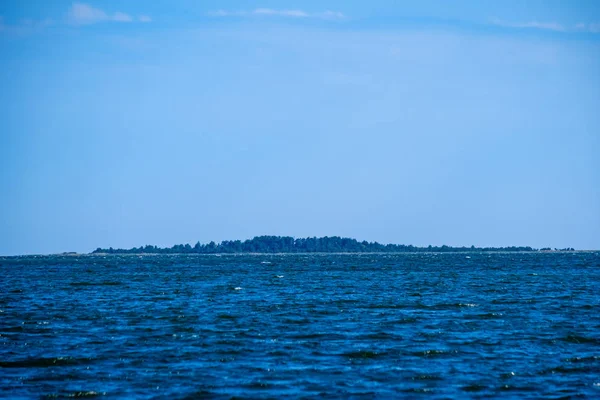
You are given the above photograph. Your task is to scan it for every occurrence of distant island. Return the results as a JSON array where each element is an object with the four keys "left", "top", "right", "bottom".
[{"left": 92, "top": 236, "right": 572, "bottom": 254}]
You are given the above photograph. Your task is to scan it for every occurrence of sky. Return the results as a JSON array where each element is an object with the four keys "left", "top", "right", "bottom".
[{"left": 1, "top": 1, "right": 599, "bottom": 255}]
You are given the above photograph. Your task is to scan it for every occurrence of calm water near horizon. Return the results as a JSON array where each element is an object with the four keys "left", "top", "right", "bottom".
[{"left": 1, "top": 252, "right": 599, "bottom": 398}]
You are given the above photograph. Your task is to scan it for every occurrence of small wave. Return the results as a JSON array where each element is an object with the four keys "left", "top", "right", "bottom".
[
  {"left": 309, "top": 309, "right": 338, "bottom": 315},
  {"left": 43, "top": 391, "right": 105, "bottom": 398},
  {"left": 179, "top": 390, "right": 218, "bottom": 400},
  {"left": 213, "top": 339, "right": 243, "bottom": 346},
  {"left": 67, "top": 281, "right": 122, "bottom": 287},
  {"left": 491, "top": 299, "right": 521, "bottom": 305},
  {"left": 282, "top": 317, "right": 311, "bottom": 325},
  {"left": 539, "top": 365, "right": 600, "bottom": 375},
  {"left": 462, "top": 384, "right": 486, "bottom": 392},
  {"left": 360, "top": 332, "right": 399, "bottom": 340},
  {"left": 363, "top": 303, "right": 402, "bottom": 309},
  {"left": 266, "top": 350, "right": 289, "bottom": 357},
  {"left": 151, "top": 296, "right": 173, "bottom": 301},
  {"left": 411, "top": 374, "right": 443, "bottom": 381},
  {"left": 26, "top": 372, "right": 82, "bottom": 383},
  {"left": 288, "top": 333, "right": 345, "bottom": 340},
  {"left": 564, "top": 355, "right": 599, "bottom": 363},
  {"left": 470, "top": 312, "right": 503, "bottom": 319},
  {"left": 400, "top": 388, "right": 434, "bottom": 393},
  {"left": 342, "top": 350, "right": 386, "bottom": 359},
  {"left": 2, "top": 325, "right": 24, "bottom": 332},
  {"left": 243, "top": 381, "right": 270, "bottom": 389},
  {"left": 408, "top": 349, "right": 458, "bottom": 358},
  {"left": 215, "top": 348, "right": 246, "bottom": 356},
  {"left": 391, "top": 317, "right": 419, "bottom": 324},
  {"left": 0, "top": 357, "right": 93, "bottom": 368},
  {"left": 562, "top": 335, "right": 600, "bottom": 344},
  {"left": 498, "top": 384, "right": 538, "bottom": 392},
  {"left": 216, "top": 314, "right": 238, "bottom": 320},
  {"left": 414, "top": 303, "right": 478, "bottom": 310}
]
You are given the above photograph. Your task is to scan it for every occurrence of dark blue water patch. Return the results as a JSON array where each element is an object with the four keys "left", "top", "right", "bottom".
[
  {"left": 0, "top": 252, "right": 599, "bottom": 398},
  {"left": 0, "top": 357, "right": 94, "bottom": 368}
]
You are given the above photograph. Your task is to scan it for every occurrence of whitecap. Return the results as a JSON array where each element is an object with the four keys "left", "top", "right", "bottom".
[{"left": 234, "top": 287, "right": 242, "bottom": 290}]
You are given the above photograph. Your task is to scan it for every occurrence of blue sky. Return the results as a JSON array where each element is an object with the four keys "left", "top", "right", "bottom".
[{"left": 1, "top": 1, "right": 599, "bottom": 254}]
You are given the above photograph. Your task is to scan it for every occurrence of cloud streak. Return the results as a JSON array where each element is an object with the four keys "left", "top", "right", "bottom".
[
  {"left": 253, "top": 8, "right": 309, "bottom": 18},
  {"left": 208, "top": 8, "right": 345, "bottom": 20},
  {"left": 574, "top": 22, "right": 600, "bottom": 33},
  {"left": 491, "top": 19, "right": 599, "bottom": 33},
  {"left": 67, "top": 3, "right": 151, "bottom": 25},
  {"left": 0, "top": 16, "right": 55, "bottom": 34}
]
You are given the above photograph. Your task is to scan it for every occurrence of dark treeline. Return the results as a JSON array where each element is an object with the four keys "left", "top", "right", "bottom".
[{"left": 91, "top": 236, "right": 542, "bottom": 254}]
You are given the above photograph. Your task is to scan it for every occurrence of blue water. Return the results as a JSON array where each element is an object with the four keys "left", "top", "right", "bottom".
[{"left": 1, "top": 252, "right": 599, "bottom": 398}]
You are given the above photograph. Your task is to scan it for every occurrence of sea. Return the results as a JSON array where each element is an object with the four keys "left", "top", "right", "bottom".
[{"left": 1, "top": 252, "right": 599, "bottom": 399}]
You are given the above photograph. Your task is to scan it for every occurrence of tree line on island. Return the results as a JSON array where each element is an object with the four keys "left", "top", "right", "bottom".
[{"left": 91, "top": 236, "right": 560, "bottom": 254}]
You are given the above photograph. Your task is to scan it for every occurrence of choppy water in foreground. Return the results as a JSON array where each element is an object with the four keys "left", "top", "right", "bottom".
[{"left": 1, "top": 252, "right": 599, "bottom": 399}]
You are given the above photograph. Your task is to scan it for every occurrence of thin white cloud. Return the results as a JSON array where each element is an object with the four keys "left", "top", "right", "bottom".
[
  {"left": 574, "top": 22, "right": 600, "bottom": 33},
  {"left": 68, "top": 3, "right": 111, "bottom": 25},
  {"left": 207, "top": 10, "right": 235, "bottom": 17},
  {"left": 0, "top": 16, "right": 55, "bottom": 34},
  {"left": 208, "top": 8, "right": 345, "bottom": 20},
  {"left": 516, "top": 21, "right": 565, "bottom": 31},
  {"left": 67, "top": 3, "right": 149, "bottom": 25},
  {"left": 318, "top": 11, "right": 346, "bottom": 20},
  {"left": 491, "top": 19, "right": 565, "bottom": 32},
  {"left": 253, "top": 8, "right": 309, "bottom": 18},
  {"left": 492, "top": 18, "right": 600, "bottom": 34},
  {"left": 112, "top": 12, "right": 132, "bottom": 23},
  {"left": 20, "top": 18, "right": 55, "bottom": 29}
]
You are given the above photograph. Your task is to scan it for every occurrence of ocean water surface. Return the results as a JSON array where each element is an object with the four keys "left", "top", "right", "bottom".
[{"left": 1, "top": 252, "right": 599, "bottom": 398}]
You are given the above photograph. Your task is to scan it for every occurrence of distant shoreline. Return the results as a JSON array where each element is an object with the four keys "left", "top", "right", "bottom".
[
  {"left": 4, "top": 251, "right": 596, "bottom": 258},
  {"left": 2, "top": 235, "right": 589, "bottom": 257},
  {"left": 89, "top": 250, "right": 591, "bottom": 255},
  {"left": 1, "top": 250, "right": 598, "bottom": 259},
  {"left": 89, "top": 235, "right": 577, "bottom": 256}
]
